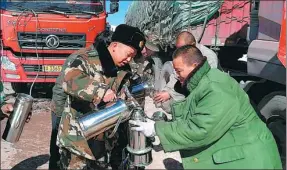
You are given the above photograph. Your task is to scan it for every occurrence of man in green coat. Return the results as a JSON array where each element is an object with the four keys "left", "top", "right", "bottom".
[{"left": 130, "top": 45, "right": 282, "bottom": 169}]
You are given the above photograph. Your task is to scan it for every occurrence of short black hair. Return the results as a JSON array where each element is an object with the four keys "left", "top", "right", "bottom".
[
  {"left": 172, "top": 45, "right": 204, "bottom": 66},
  {"left": 176, "top": 31, "right": 196, "bottom": 46}
]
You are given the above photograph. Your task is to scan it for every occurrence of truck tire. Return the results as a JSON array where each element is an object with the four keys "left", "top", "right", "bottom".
[{"left": 257, "top": 91, "right": 286, "bottom": 167}]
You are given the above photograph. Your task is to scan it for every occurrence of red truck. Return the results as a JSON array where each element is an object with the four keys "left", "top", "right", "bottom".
[
  {"left": 126, "top": 0, "right": 286, "bottom": 166},
  {"left": 1, "top": 0, "right": 118, "bottom": 93}
]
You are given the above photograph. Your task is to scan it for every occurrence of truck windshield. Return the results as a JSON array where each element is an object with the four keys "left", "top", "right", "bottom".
[{"left": 1, "top": 0, "right": 104, "bottom": 15}]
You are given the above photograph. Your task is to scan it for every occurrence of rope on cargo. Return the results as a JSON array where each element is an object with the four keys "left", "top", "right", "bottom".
[
  {"left": 198, "top": 2, "right": 213, "bottom": 43},
  {"left": 125, "top": 1, "right": 222, "bottom": 45},
  {"left": 125, "top": 0, "right": 251, "bottom": 46}
]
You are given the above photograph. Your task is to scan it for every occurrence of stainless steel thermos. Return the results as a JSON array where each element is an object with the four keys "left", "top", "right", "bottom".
[
  {"left": 2, "top": 93, "right": 33, "bottom": 143},
  {"left": 127, "top": 108, "right": 153, "bottom": 167},
  {"left": 78, "top": 99, "right": 136, "bottom": 140},
  {"left": 130, "top": 82, "right": 154, "bottom": 99}
]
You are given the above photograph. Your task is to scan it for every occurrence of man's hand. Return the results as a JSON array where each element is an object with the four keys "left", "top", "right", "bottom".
[
  {"left": 153, "top": 91, "right": 171, "bottom": 103},
  {"left": 1, "top": 103, "right": 13, "bottom": 117},
  {"left": 103, "top": 89, "right": 116, "bottom": 103},
  {"left": 129, "top": 119, "right": 156, "bottom": 137},
  {"left": 25, "top": 112, "right": 32, "bottom": 123}
]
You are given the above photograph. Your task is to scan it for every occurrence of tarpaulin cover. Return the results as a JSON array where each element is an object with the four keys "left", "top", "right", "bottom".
[{"left": 125, "top": 1, "right": 222, "bottom": 45}]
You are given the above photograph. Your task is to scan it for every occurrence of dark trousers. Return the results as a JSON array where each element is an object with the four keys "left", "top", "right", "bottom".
[
  {"left": 49, "top": 112, "right": 61, "bottom": 170},
  {"left": 110, "top": 122, "right": 129, "bottom": 170}
]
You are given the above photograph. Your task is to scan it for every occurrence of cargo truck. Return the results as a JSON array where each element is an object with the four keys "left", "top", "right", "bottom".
[
  {"left": 125, "top": 0, "right": 286, "bottom": 166},
  {"left": 1, "top": 0, "right": 119, "bottom": 93}
]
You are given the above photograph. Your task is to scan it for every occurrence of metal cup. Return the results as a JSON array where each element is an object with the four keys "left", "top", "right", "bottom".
[{"left": 2, "top": 93, "right": 33, "bottom": 143}]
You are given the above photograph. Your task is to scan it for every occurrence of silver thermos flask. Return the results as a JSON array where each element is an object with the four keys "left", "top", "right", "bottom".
[
  {"left": 78, "top": 99, "right": 136, "bottom": 140},
  {"left": 2, "top": 93, "right": 33, "bottom": 143},
  {"left": 127, "top": 108, "right": 153, "bottom": 167}
]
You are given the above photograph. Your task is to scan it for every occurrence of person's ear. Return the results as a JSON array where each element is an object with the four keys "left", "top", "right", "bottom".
[
  {"left": 190, "top": 63, "right": 199, "bottom": 69},
  {"left": 112, "top": 42, "right": 118, "bottom": 48},
  {"left": 110, "top": 42, "right": 118, "bottom": 52}
]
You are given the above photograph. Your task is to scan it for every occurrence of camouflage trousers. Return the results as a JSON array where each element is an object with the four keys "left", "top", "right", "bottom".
[
  {"left": 59, "top": 147, "right": 106, "bottom": 170},
  {"left": 58, "top": 122, "right": 129, "bottom": 170}
]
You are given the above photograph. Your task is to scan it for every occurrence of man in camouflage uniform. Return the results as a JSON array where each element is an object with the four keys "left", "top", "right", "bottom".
[
  {"left": 51, "top": 24, "right": 146, "bottom": 170},
  {"left": 49, "top": 30, "right": 113, "bottom": 170}
]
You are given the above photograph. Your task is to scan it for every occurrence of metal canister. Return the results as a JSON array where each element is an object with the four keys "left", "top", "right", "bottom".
[
  {"left": 2, "top": 93, "right": 33, "bottom": 143},
  {"left": 130, "top": 81, "right": 154, "bottom": 99},
  {"left": 78, "top": 99, "right": 135, "bottom": 140},
  {"left": 127, "top": 108, "right": 153, "bottom": 167},
  {"left": 151, "top": 111, "right": 168, "bottom": 121}
]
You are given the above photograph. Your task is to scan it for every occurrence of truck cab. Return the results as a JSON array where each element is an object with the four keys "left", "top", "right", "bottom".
[{"left": 0, "top": 0, "right": 118, "bottom": 93}]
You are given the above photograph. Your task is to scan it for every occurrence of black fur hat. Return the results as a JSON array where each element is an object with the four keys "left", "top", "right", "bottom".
[{"left": 111, "top": 24, "right": 146, "bottom": 53}]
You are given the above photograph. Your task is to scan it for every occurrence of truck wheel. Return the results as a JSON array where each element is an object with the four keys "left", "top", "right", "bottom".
[
  {"left": 257, "top": 91, "right": 286, "bottom": 166},
  {"left": 11, "top": 83, "right": 29, "bottom": 94}
]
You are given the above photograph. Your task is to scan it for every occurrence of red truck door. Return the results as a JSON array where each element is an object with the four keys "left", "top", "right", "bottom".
[{"left": 278, "top": 1, "right": 286, "bottom": 67}]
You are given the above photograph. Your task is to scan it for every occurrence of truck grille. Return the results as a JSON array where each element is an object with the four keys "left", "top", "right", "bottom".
[
  {"left": 18, "top": 32, "right": 86, "bottom": 50},
  {"left": 23, "top": 65, "right": 43, "bottom": 72},
  {"left": 27, "top": 75, "right": 59, "bottom": 79}
]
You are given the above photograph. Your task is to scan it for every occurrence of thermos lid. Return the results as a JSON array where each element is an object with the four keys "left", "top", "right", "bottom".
[
  {"left": 151, "top": 111, "right": 168, "bottom": 121},
  {"left": 131, "top": 108, "right": 145, "bottom": 121}
]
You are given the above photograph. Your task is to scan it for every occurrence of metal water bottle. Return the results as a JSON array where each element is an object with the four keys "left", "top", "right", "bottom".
[
  {"left": 130, "top": 81, "right": 155, "bottom": 99},
  {"left": 2, "top": 93, "right": 33, "bottom": 143},
  {"left": 127, "top": 108, "right": 153, "bottom": 167},
  {"left": 78, "top": 99, "right": 137, "bottom": 140}
]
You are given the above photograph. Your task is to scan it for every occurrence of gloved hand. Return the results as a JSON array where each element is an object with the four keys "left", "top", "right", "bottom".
[{"left": 129, "top": 118, "right": 156, "bottom": 137}]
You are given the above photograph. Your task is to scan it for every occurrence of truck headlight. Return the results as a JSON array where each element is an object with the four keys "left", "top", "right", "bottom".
[{"left": 1, "top": 56, "right": 16, "bottom": 71}]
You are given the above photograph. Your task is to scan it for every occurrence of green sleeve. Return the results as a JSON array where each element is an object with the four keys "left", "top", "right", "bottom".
[{"left": 155, "top": 87, "right": 240, "bottom": 152}]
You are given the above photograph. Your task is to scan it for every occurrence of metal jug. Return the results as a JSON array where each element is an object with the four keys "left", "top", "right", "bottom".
[
  {"left": 78, "top": 99, "right": 137, "bottom": 140},
  {"left": 2, "top": 93, "right": 33, "bottom": 143},
  {"left": 130, "top": 81, "right": 155, "bottom": 99},
  {"left": 127, "top": 108, "right": 153, "bottom": 167}
]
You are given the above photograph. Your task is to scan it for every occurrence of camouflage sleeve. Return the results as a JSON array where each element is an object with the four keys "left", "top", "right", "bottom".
[
  {"left": 62, "top": 56, "right": 109, "bottom": 104},
  {"left": 109, "top": 70, "right": 131, "bottom": 100}
]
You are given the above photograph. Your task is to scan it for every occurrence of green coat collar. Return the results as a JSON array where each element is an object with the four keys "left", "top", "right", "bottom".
[{"left": 184, "top": 59, "right": 211, "bottom": 92}]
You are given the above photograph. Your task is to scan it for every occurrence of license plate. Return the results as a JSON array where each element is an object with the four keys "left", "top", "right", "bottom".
[{"left": 43, "top": 65, "right": 62, "bottom": 72}]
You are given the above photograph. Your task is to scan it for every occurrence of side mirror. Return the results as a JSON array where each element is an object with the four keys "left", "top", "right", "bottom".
[{"left": 109, "top": 2, "right": 119, "bottom": 14}]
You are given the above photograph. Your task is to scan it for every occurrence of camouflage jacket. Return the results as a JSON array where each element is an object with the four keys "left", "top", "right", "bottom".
[
  {"left": 51, "top": 50, "right": 79, "bottom": 117},
  {"left": 51, "top": 30, "right": 114, "bottom": 117},
  {"left": 56, "top": 41, "right": 132, "bottom": 161}
]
